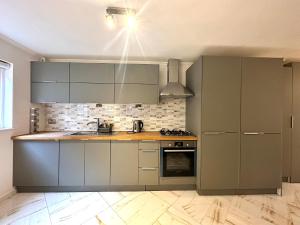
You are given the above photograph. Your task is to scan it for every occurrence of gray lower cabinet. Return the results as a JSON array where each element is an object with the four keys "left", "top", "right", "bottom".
[
  {"left": 200, "top": 133, "right": 240, "bottom": 190},
  {"left": 70, "top": 83, "right": 114, "bottom": 103},
  {"left": 13, "top": 141, "right": 59, "bottom": 186},
  {"left": 31, "top": 62, "right": 70, "bottom": 83},
  {"left": 31, "top": 82, "right": 69, "bottom": 103},
  {"left": 240, "top": 134, "right": 282, "bottom": 189},
  {"left": 115, "top": 84, "right": 158, "bottom": 104},
  {"left": 85, "top": 141, "right": 110, "bottom": 185},
  {"left": 59, "top": 141, "right": 84, "bottom": 186},
  {"left": 111, "top": 141, "right": 139, "bottom": 185},
  {"left": 139, "top": 168, "right": 159, "bottom": 185}
]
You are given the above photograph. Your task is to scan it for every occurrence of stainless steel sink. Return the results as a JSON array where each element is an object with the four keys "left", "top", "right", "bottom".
[{"left": 67, "top": 131, "right": 118, "bottom": 136}]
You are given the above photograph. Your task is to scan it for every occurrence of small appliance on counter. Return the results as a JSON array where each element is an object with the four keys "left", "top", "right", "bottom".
[
  {"left": 30, "top": 108, "right": 39, "bottom": 133},
  {"left": 87, "top": 118, "right": 113, "bottom": 134},
  {"left": 98, "top": 121, "right": 113, "bottom": 133},
  {"left": 160, "top": 128, "right": 193, "bottom": 136},
  {"left": 133, "top": 120, "right": 143, "bottom": 133}
]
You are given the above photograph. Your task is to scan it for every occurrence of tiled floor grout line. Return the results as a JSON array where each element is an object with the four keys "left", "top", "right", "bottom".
[
  {"left": 44, "top": 193, "right": 54, "bottom": 225},
  {"left": 98, "top": 192, "right": 128, "bottom": 225}
]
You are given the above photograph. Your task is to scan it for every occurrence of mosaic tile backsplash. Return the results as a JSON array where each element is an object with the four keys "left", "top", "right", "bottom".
[{"left": 44, "top": 98, "right": 186, "bottom": 131}]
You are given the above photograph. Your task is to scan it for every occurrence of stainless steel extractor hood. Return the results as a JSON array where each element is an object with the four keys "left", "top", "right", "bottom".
[{"left": 160, "top": 59, "right": 194, "bottom": 98}]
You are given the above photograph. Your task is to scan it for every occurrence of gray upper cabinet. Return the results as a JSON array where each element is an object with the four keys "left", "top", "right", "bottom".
[
  {"left": 85, "top": 141, "right": 110, "bottom": 186},
  {"left": 31, "top": 62, "right": 69, "bottom": 82},
  {"left": 70, "top": 83, "right": 114, "bottom": 103},
  {"left": 13, "top": 141, "right": 59, "bottom": 186},
  {"left": 59, "top": 141, "right": 84, "bottom": 186},
  {"left": 115, "top": 84, "right": 158, "bottom": 104},
  {"left": 201, "top": 133, "right": 240, "bottom": 190},
  {"left": 115, "top": 64, "right": 159, "bottom": 84},
  {"left": 241, "top": 58, "right": 283, "bottom": 133},
  {"left": 240, "top": 134, "right": 282, "bottom": 189},
  {"left": 31, "top": 82, "right": 69, "bottom": 103},
  {"left": 202, "top": 56, "right": 241, "bottom": 132},
  {"left": 70, "top": 63, "right": 114, "bottom": 83},
  {"left": 111, "top": 141, "right": 138, "bottom": 185}
]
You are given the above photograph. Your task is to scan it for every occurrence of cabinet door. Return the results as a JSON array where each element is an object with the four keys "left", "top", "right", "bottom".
[
  {"left": 240, "top": 134, "right": 281, "bottom": 189},
  {"left": 201, "top": 133, "right": 240, "bottom": 190},
  {"left": 115, "top": 64, "right": 159, "bottom": 84},
  {"left": 70, "top": 63, "right": 114, "bottom": 83},
  {"left": 282, "top": 66, "right": 293, "bottom": 179},
  {"left": 31, "top": 62, "right": 69, "bottom": 82},
  {"left": 85, "top": 141, "right": 110, "bottom": 186},
  {"left": 13, "top": 141, "right": 59, "bottom": 186},
  {"left": 59, "top": 141, "right": 84, "bottom": 186},
  {"left": 111, "top": 142, "right": 138, "bottom": 185},
  {"left": 241, "top": 58, "right": 283, "bottom": 133},
  {"left": 31, "top": 82, "right": 69, "bottom": 103},
  {"left": 115, "top": 84, "right": 158, "bottom": 104},
  {"left": 292, "top": 63, "right": 300, "bottom": 182},
  {"left": 202, "top": 56, "right": 241, "bottom": 132},
  {"left": 70, "top": 83, "right": 114, "bottom": 103}
]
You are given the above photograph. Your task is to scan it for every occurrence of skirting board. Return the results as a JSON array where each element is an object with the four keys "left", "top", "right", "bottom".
[
  {"left": 197, "top": 188, "right": 278, "bottom": 195},
  {"left": 15, "top": 184, "right": 196, "bottom": 193},
  {"left": 0, "top": 188, "right": 16, "bottom": 202}
]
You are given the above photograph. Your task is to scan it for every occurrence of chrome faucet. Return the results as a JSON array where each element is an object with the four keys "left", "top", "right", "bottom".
[{"left": 87, "top": 118, "right": 101, "bottom": 133}]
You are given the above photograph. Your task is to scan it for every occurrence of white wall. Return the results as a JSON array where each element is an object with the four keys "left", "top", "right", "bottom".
[{"left": 0, "top": 36, "right": 37, "bottom": 199}]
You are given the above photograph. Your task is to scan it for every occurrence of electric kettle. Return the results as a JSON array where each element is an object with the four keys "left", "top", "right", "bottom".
[{"left": 133, "top": 120, "right": 143, "bottom": 133}]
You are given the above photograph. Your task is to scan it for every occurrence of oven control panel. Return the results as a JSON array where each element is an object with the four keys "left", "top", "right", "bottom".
[{"left": 161, "top": 141, "right": 196, "bottom": 148}]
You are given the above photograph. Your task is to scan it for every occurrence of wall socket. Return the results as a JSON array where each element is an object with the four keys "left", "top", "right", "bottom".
[{"left": 48, "top": 118, "right": 56, "bottom": 125}]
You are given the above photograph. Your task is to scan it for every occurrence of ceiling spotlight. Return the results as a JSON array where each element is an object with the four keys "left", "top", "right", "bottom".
[
  {"left": 105, "top": 7, "right": 137, "bottom": 30},
  {"left": 105, "top": 14, "right": 115, "bottom": 29},
  {"left": 126, "top": 14, "right": 136, "bottom": 29}
]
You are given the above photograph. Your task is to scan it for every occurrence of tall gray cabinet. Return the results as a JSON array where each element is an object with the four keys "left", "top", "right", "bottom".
[
  {"left": 186, "top": 56, "right": 283, "bottom": 194},
  {"left": 283, "top": 63, "right": 300, "bottom": 183},
  {"left": 240, "top": 58, "right": 283, "bottom": 189},
  {"left": 201, "top": 57, "right": 241, "bottom": 190}
]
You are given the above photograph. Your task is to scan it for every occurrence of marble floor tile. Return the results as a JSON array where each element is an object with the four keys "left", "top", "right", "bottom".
[
  {"left": 113, "top": 192, "right": 169, "bottom": 225},
  {"left": 3, "top": 183, "right": 300, "bottom": 225},
  {"left": 99, "top": 192, "right": 126, "bottom": 206},
  {"left": 82, "top": 207, "right": 125, "bottom": 225},
  {"left": 8, "top": 208, "right": 51, "bottom": 225},
  {"left": 44, "top": 193, "right": 70, "bottom": 208},
  {"left": 0, "top": 194, "right": 47, "bottom": 225}
]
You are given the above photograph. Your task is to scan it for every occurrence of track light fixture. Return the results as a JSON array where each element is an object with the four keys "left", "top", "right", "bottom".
[{"left": 105, "top": 7, "right": 137, "bottom": 30}]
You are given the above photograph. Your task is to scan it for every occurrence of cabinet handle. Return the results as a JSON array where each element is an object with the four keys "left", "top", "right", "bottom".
[
  {"left": 141, "top": 150, "right": 156, "bottom": 152},
  {"left": 164, "top": 149, "right": 195, "bottom": 152},
  {"left": 40, "top": 101, "right": 57, "bottom": 104},
  {"left": 243, "top": 132, "right": 264, "bottom": 135},
  {"left": 141, "top": 167, "right": 156, "bottom": 171},
  {"left": 291, "top": 115, "right": 294, "bottom": 129},
  {"left": 141, "top": 140, "right": 156, "bottom": 142},
  {"left": 203, "top": 132, "right": 226, "bottom": 135},
  {"left": 43, "top": 80, "right": 57, "bottom": 83}
]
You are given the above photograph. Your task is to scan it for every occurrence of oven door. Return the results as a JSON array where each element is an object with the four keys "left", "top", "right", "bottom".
[{"left": 160, "top": 148, "right": 196, "bottom": 177}]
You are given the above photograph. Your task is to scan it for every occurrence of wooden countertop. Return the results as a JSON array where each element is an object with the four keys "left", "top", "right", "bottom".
[{"left": 11, "top": 131, "right": 198, "bottom": 141}]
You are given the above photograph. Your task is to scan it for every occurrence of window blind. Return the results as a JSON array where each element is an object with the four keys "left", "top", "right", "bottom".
[{"left": 0, "top": 60, "right": 13, "bottom": 129}]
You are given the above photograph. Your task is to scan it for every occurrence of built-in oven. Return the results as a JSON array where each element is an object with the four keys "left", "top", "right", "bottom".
[{"left": 160, "top": 141, "right": 197, "bottom": 177}]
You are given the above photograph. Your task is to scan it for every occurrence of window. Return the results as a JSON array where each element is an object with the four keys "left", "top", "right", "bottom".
[{"left": 0, "top": 60, "right": 13, "bottom": 129}]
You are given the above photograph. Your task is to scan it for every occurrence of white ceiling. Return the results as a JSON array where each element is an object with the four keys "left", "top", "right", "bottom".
[{"left": 1, "top": 0, "right": 300, "bottom": 60}]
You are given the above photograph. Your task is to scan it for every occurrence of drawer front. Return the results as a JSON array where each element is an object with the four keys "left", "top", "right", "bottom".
[
  {"left": 139, "top": 150, "right": 158, "bottom": 167},
  {"left": 139, "top": 168, "right": 159, "bottom": 185},
  {"left": 139, "top": 141, "right": 160, "bottom": 150}
]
